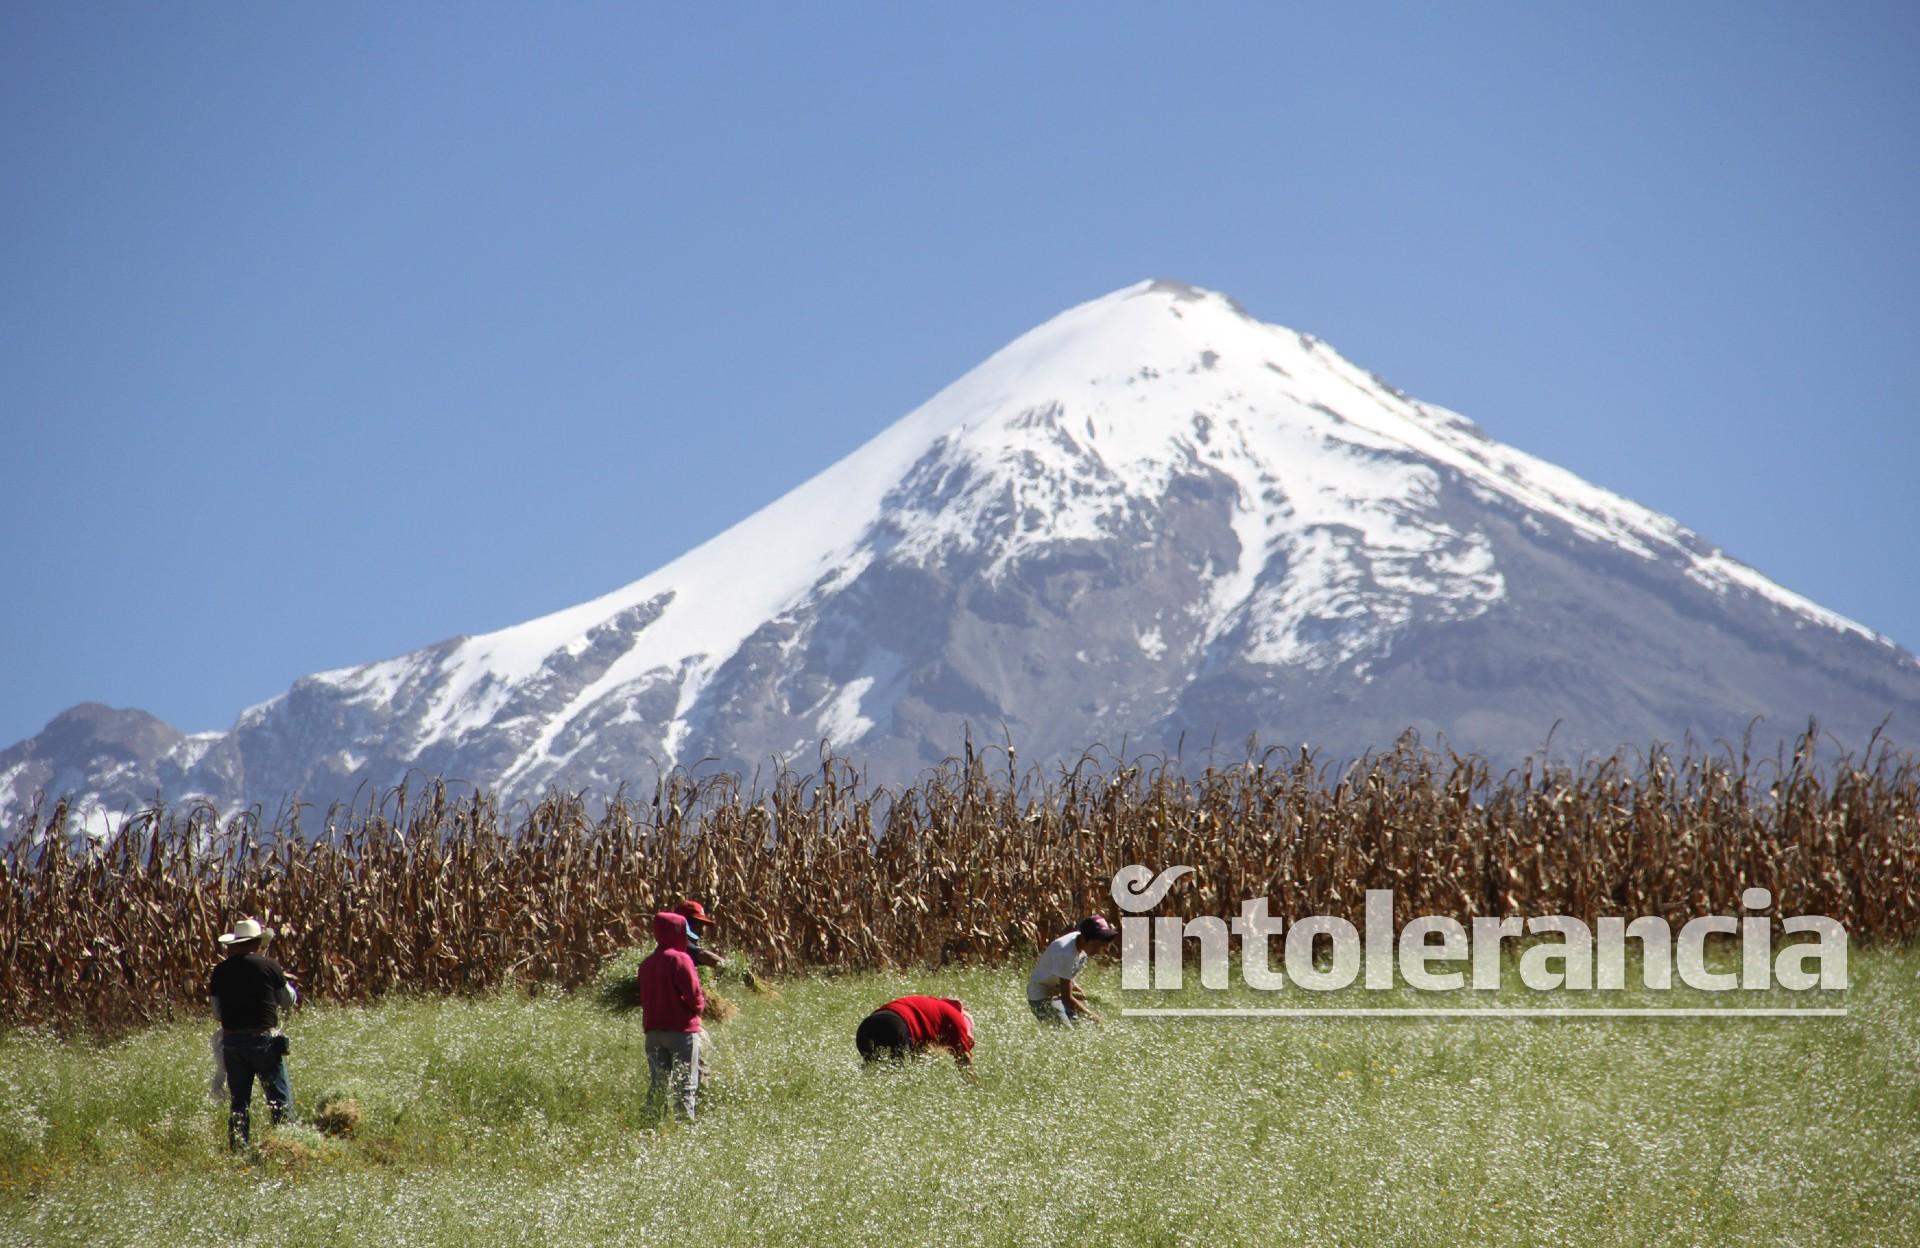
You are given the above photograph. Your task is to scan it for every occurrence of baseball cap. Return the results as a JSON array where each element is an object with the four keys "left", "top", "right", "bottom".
[{"left": 1077, "top": 915, "right": 1117, "bottom": 941}]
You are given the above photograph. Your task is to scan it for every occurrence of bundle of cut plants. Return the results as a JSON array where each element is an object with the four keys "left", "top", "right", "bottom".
[
  {"left": 700, "top": 971, "right": 740, "bottom": 1024},
  {"left": 721, "top": 953, "right": 778, "bottom": 996}
]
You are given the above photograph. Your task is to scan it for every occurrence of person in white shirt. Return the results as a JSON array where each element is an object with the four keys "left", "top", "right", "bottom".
[{"left": 1026, "top": 916, "right": 1118, "bottom": 1025}]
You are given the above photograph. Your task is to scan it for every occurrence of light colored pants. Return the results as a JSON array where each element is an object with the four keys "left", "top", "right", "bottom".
[
  {"left": 645, "top": 1029, "right": 701, "bottom": 1122},
  {"left": 1029, "top": 997, "right": 1078, "bottom": 1026}
]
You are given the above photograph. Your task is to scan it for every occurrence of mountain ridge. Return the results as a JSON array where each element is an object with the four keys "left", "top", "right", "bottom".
[{"left": 6, "top": 280, "right": 1916, "bottom": 830}]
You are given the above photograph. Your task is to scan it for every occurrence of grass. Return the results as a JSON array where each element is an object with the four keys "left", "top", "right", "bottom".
[{"left": 1, "top": 950, "right": 1916, "bottom": 1246}]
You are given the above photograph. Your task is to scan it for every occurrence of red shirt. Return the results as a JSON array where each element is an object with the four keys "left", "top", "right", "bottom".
[{"left": 879, "top": 996, "right": 973, "bottom": 1054}]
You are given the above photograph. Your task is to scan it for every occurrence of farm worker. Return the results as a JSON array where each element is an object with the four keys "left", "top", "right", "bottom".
[
  {"left": 207, "top": 915, "right": 299, "bottom": 1150},
  {"left": 638, "top": 910, "right": 706, "bottom": 1122},
  {"left": 1027, "top": 916, "right": 1118, "bottom": 1025},
  {"left": 855, "top": 995, "right": 976, "bottom": 1077},
  {"left": 677, "top": 898, "right": 729, "bottom": 970}
]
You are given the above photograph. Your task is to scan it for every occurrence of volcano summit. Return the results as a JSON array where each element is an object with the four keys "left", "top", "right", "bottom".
[{"left": 6, "top": 280, "right": 1917, "bottom": 823}]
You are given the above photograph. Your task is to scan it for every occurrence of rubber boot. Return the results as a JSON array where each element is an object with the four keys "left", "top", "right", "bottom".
[
  {"left": 228, "top": 1109, "right": 251, "bottom": 1151},
  {"left": 268, "top": 1102, "right": 288, "bottom": 1127}
]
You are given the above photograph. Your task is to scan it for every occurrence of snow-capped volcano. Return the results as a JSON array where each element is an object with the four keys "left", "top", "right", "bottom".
[{"left": 7, "top": 280, "right": 1917, "bottom": 824}]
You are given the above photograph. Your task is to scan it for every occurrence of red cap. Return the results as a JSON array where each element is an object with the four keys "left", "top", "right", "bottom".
[
  {"left": 1077, "top": 915, "right": 1117, "bottom": 941},
  {"left": 677, "top": 899, "right": 713, "bottom": 924}
]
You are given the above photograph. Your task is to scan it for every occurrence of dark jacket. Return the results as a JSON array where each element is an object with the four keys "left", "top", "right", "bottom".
[
  {"left": 208, "top": 951, "right": 289, "bottom": 1031},
  {"left": 638, "top": 912, "right": 705, "bottom": 1033}
]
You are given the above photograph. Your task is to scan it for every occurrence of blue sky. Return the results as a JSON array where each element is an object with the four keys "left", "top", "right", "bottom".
[{"left": 3, "top": 4, "right": 1916, "bottom": 747}]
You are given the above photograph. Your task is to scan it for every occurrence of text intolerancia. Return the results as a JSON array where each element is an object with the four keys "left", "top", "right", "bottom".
[{"left": 1109, "top": 867, "right": 1848, "bottom": 994}]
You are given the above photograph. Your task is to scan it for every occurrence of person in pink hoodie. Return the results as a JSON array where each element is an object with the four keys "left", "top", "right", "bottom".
[{"left": 638, "top": 911, "right": 706, "bottom": 1122}]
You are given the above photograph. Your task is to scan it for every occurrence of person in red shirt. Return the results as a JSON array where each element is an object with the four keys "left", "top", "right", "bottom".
[
  {"left": 676, "top": 898, "right": 728, "bottom": 970},
  {"left": 638, "top": 911, "right": 706, "bottom": 1121},
  {"left": 855, "top": 996, "right": 976, "bottom": 1078}
]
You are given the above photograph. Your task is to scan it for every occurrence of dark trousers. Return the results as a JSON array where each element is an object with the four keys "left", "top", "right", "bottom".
[
  {"left": 223, "top": 1033, "right": 291, "bottom": 1146},
  {"left": 855, "top": 1008, "right": 914, "bottom": 1062}
]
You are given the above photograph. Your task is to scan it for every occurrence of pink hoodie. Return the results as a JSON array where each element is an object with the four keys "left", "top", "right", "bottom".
[{"left": 638, "top": 911, "right": 705, "bottom": 1033}]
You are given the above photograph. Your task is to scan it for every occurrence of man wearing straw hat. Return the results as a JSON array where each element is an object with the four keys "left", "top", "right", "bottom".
[{"left": 208, "top": 915, "right": 297, "bottom": 1150}]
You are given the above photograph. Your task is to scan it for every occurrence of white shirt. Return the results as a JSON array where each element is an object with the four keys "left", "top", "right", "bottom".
[{"left": 1027, "top": 932, "right": 1088, "bottom": 1002}]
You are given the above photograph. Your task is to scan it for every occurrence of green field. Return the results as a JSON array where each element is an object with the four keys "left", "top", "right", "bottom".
[{"left": 2, "top": 949, "right": 1915, "bottom": 1247}]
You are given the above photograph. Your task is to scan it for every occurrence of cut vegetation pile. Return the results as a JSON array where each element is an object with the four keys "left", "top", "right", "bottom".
[{"left": 3, "top": 727, "right": 1916, "bottom": 1031}]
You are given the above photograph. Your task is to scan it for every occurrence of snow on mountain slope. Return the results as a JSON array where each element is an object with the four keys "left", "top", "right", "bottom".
[
  {"left": 336, "top": 281, "right": 1875, "bottom": 767},
  {"left": 7, "top": 280, "right": 1916, "bottom": 825}
]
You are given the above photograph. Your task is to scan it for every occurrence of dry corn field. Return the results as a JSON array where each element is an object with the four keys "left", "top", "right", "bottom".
[{"left": 4, "top": 729, "right": 1917, "bottom": 1032}]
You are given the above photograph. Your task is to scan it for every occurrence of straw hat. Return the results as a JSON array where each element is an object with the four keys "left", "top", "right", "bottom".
[{"left": 218, "top": 917, "right": 275, "bottom": 945}]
